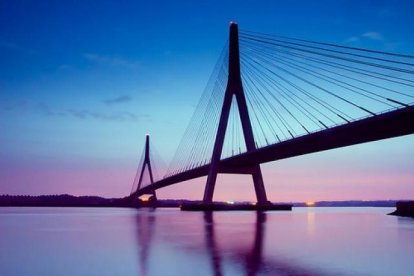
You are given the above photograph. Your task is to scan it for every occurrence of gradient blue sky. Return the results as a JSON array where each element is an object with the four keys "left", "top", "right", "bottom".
[{"left": 1, "top": 0, "right": 413, "bottom": 201}]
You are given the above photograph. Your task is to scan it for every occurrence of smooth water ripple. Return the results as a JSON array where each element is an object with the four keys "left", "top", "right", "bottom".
[{"left": 0, "top": 207, "right": 413, "bottom": 275}]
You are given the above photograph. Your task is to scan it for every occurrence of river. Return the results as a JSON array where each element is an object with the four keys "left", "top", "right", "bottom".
[{"left": 0, "top": 207, "right": 413, "bottom": 275}]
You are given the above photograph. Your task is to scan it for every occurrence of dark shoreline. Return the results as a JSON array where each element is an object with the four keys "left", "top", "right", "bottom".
[
  {"left": 0, "top": 194, "right": 406, "bottom": 209},
  {"left": 388, "top": 201, "right": 414, "bottom": 218},
  {"left": 0, "top": 194, "right": 132, "bottom": 208}
]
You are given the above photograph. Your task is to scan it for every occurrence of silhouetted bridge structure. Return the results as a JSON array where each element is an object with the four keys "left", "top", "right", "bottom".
[{"left": 130, "top": 22, "right": 414, "bottom": 205}]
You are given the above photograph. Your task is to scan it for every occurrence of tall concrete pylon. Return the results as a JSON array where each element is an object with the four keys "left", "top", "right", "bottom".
[{"left": 203, "top": 22, "right": 268, "bottom": 204}]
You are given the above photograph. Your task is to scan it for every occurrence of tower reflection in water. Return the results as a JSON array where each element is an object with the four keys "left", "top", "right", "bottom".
[
  {"left": 203, "top": 211, "right": 265, "bottom": 276},
  {"left": 134, "top": 210, "right": 328, "bottom": 276},
  {"left": 135, "top": 209, "right": 156, "bottom": 276}
]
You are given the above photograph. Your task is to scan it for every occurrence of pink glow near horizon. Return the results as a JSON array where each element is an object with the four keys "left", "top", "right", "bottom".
[
  {"left": 157, "top": 170, "right": 414, "bottom": 202},
  {"left": 0, "top": 165, "right": 134, "bottom": 197},
  {"left": 1, "top": 162, "right": 413, "bottom": 201},
  {"left": 1, "top": 133, "right": 413, "bottom": 202}
]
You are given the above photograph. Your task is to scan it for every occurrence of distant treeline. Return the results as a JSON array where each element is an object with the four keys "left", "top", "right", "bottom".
[
  {"left": 0, "top": 195, "right": 403, "bottom": 208},
  {"left": 0, "top": 194, "right": 131, "bottom": 207}
]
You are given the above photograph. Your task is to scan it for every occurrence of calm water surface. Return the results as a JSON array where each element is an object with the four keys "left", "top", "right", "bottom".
[{"left": 0, "top": 207, "right": 413, "bottom": 275}]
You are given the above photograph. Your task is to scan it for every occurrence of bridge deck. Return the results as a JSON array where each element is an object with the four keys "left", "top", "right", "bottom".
[{"left": 136, "top": 106, "right": 414, "bottom": 196}]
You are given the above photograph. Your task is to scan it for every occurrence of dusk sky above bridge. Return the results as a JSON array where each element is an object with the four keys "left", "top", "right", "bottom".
[{"left": 1, "top": 0, "right": 414, "bottom": 202}]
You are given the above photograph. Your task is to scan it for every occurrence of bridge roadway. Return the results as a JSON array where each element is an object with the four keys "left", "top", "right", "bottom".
[{"left": 135, "top": 105, "right": 414, "bottom": 197}]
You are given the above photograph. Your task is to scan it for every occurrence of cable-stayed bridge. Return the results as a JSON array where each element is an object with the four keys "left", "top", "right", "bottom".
[{"left": 130, "top": 22, "right": 414, "bottom": 204}]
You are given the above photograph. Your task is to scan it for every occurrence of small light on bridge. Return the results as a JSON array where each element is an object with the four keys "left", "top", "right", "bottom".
[
  {"left": 250, "top": 202, "right": 257, "bottom": 206},
  {"left": 306, "top": 201, "right": 315, "bottom": 207},
  {"left": 141, "top": 197, "right": 150, "bottom": 202},
  {"left": 226, "top": 201, "right": 235, "bottom": 205}
]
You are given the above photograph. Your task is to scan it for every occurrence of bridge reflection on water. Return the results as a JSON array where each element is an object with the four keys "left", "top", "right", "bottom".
[
  {"left": 0, "top": 207, "right": 412, "bottom": 275},
  {"left": 135, "top": 209, "right": 323, "bottom": 275},
  {"left": 135, "top": 208, "right": 402, "bottom": 275}
]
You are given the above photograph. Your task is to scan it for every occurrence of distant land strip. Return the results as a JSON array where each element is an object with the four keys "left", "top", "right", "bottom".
[{"left": 0, "top": 194, "right": 406, "bottom": 208}]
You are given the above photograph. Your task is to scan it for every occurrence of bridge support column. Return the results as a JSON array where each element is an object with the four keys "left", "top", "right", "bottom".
[{"left": 203, "top": 22, "right": 268, "bottom": 204}]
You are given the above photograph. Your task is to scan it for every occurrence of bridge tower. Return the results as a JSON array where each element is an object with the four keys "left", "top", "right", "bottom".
[
  {"left": 132, "top": 134, "right": 157, "bottom": 200},
  {"left": 203, "top": 22, "right": 269, "bottom": 204}
]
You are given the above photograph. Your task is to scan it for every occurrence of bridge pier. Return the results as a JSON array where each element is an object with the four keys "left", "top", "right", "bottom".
[{"left": 203, "top": 22, "right": 269, "bottom": 204}]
